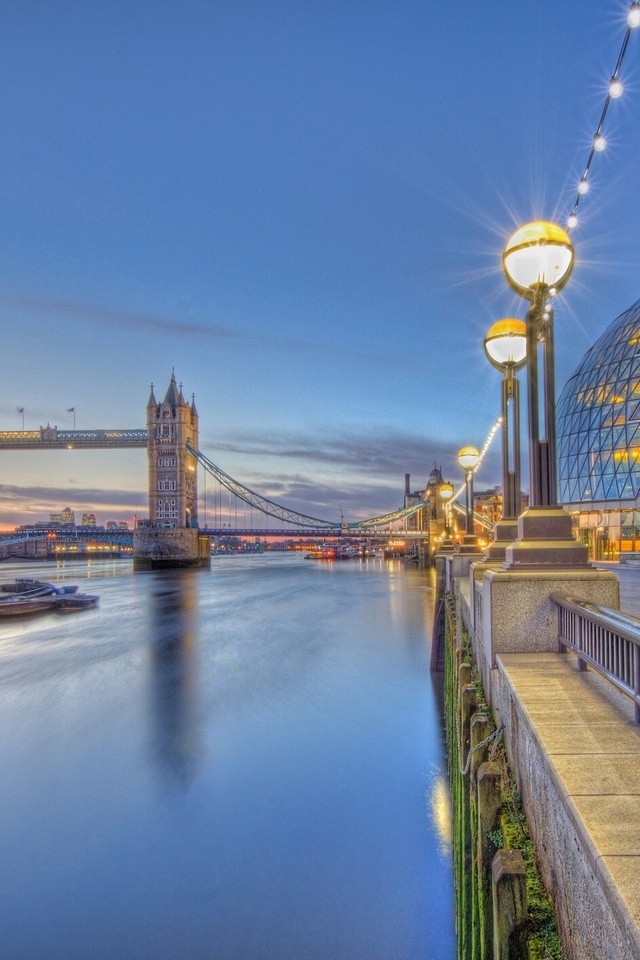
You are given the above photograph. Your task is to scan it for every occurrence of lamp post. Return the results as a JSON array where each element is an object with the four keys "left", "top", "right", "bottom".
[
  {"left": 457, "top": 446, "right": 480, "bottom": 552},
  {"left": 438, "top": 480, "right": 454, "bottom": 552},
  {"left": 484, "top": 318, "right": 526, "bottom": 560},
  {"left": 501, "top": 220, "right": 588, "bottom": 566}
]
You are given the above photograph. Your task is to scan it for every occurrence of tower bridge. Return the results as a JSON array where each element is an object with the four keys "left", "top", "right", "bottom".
[{"left": 0, "top": 372, "right": 441, "bottom": 567}]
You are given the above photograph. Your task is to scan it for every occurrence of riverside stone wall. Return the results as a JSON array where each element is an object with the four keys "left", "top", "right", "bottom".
[
  {"left": 443, "top": 595, "right": 563, "bottom": 960},
  {"left": 490, "top": 662, "right": 638, "bottom": 960},
  {"left": 456, "top": 553, "right": 637, "bottom": 960}
]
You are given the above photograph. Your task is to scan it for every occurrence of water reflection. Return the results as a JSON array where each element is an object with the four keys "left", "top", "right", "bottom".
[
  {"left": 148, "top": 572, "right": 204, "bottom": 789},
  {"left": 0, "top": 555, "right": 455, "bottom": 959},
  {"left": 429, "top": 775, "right": 453, "bottom": 854}
]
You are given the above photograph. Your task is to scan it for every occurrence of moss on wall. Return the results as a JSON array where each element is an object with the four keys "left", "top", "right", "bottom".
[{"left": 443, "top": 594, "right": 564, "bottom": 960}]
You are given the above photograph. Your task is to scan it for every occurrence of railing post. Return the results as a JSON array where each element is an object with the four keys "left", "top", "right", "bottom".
[
  {"left": 557, "top": 604, "right": 564, "bottom": 654},
  {"left": 634, "top": 643, "right": 640, "bottom": 724},
  {"left": 577, "top": 611, "right": 587, "bottom": 671}
]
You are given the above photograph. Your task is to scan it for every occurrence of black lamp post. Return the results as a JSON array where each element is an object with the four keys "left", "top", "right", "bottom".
[
  {"left": 501, "top": 220, "right": 588, "bottom": 567},
  {"left": 457, "top": 446, "right": 480, "bottom": 552},
  {"left": 438, "top": 480, "right": 454, "bottom": 552},
  {"left": 484, "top": 318, "right": 526, "bottom": 560}
]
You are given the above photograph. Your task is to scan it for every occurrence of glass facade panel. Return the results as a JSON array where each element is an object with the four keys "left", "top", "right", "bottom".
[{"left": 558, "top": 298, "right": 640, "bottom": 504}]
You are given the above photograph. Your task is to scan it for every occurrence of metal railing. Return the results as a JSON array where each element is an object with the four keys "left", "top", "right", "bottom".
[{"left": 552, "top": 593, "right": 640, "bottom": 723}]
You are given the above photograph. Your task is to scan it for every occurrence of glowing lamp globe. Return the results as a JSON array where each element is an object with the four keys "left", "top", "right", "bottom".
[
  {"left": 609, "top": 77, "right": 623, "bottom": 99},
  {"left": 439, "top": 481, "right": 454, "bottom": 502},
  {"left": 502, "top": 220, "right": 574, "bottom": 300},
  {"left": 484, "top": 318, "right": 527, "bottom": 371},
  {"left": 457, "top": 446, "right": 480, "bottom": 471}
]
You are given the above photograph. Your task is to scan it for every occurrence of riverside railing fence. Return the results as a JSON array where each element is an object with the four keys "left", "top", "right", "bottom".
[{"left": 552, "top": 593, "right": 640, "bottom": 723}]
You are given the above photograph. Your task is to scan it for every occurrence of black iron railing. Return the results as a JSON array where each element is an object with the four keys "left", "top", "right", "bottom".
[{"left": 552, "top": 593, "right": 640, "bottom": 723}]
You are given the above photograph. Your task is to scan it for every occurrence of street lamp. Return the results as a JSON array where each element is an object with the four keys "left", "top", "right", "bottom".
[
  {"left": 502, "top": 221, "right": 572, "bottom": 506},
  {"left": 502, "top": 220, "right": 588, "bottom": 567},
  {"left": 438, "top": 480, "right": 455, "bottom": 551},
  {"left": 457, "top": 446, "right": 480, "bottom": 551},
  {"left": 484, "top": 318, "right": 526, "bottom": 560}
]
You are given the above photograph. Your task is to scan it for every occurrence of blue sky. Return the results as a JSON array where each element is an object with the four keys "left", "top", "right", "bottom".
[{"left": 1, "top": 0, "right": 639, "bottom": 527}]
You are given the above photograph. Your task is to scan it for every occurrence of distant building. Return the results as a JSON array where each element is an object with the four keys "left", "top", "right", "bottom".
[
  {"left": 49, "top": 506, "right": 75, "bottom": 526},
  {"left": 475, "top": 487, "right": 503, "bottom": 526},
  {"left": 403, "top": 472, "right": 429, "bottom": 532},
  {"left": 81, "top": 513, "right": 97, "bottom": 526},
  {"left": 403, "top": 465, "right": 452, "bottom": 536},
  {"left": 474, "top": 487, "right": 528, "bottom": 528}
]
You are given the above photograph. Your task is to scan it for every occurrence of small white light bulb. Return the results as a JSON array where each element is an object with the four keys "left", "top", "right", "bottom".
[
  {"left": 628, "top": 2, "right": 640, "bottom": 28},
  {"left": 567, "top": 213, "right": 578, "bottom": 229},
  {"left": 578, "top": 177, "right": 589, "bottom": 195},
  {"left": 609, "top": 77, "right": 623, "bottom": 99},
  {"left": 593, "top": 133, "right": 606, "bottom": 152}
]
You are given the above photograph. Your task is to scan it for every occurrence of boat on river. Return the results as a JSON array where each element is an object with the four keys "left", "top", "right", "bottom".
[
  {"left": 1, "top": 579, "right": 79, "bottom": 596},
  {"left": 55, "top": 594, "right": 100, "bottom": 614},
  {"left": 0, "top": 595, "right": 61, "bottom": 617},
  {"left": 0, "top": 580, "right": 98, "bottom": 617}
]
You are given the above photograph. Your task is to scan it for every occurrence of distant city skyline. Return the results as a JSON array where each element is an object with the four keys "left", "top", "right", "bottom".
[{"left": 1, "top": 1, "right": 639, "bottom": 529}]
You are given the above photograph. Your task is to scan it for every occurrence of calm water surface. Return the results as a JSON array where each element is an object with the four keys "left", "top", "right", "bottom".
[{"left": 0, "top": 554, "right": 455, "bottom": 960}]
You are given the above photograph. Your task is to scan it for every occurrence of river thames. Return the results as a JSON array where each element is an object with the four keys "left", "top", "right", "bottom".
[{"left": 0, "top": 553, "right": 455, "bottom": 960}]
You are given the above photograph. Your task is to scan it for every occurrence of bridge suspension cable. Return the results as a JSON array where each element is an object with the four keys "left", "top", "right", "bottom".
[
  {"left": 353, "top": 500, "right": 431, "bottom": 529},
  {"left": 189, "top": 446, "right": 431, "bottom": 531},
  {"left": 190, "top": 446, "right": 342, "bottom": 529},
  {"left": 446, "top": 416, "right": 502, "bottom": 532}
]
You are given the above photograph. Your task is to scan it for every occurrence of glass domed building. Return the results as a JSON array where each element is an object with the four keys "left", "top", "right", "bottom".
[{"left": 557, "top": 297, "right": 640, "bottom": 558}]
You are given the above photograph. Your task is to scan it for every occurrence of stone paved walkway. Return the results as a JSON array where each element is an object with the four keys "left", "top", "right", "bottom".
[{"left": 498, "top": 650, "right": 640, "bottom": 959}]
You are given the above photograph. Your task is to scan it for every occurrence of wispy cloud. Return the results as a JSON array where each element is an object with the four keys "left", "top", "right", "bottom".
[
  {"left": 0, "top": 483, "right": 144, "bottom": 512},
  {"left": 0, "top": 292, "right": 425, "bottom": 371},
  {"left": 209, "top": 423, "right": 481, "bottom": 480},
  {"left": 0, "top": 293, "right": 238, "bottom": 341}
]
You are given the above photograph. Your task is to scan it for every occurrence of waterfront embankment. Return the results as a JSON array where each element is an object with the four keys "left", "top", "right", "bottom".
[{"left": 446, "top": 558, "right": 640, "bottom": 960}]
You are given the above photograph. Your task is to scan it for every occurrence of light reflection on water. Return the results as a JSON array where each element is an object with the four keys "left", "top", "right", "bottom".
[{"left": 0, "top": 554, "right": 455, "bottom": 960}]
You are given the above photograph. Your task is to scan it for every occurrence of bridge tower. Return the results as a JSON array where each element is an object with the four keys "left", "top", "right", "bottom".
[
  {"left": 146, "top": 372, "right": 199, "bottom": 528},
  {"left": 133, "top": 372, "right": 210, "bottom": 569}
]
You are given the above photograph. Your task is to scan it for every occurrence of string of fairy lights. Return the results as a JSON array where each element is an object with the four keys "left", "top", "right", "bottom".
[
  {"left": 460, "top": 3, "right": 640, "bottom": 495},
  {"left": 453, "top": 416, "right": 502, "bottom": 501},
  {"left": 567, "top": 0, "right": 640, "bottom": 230}
]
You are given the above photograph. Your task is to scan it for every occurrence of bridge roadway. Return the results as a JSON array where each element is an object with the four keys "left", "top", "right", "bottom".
[
  {"left": 200, "top": 528, "right": 429, "bottom": 539},
  {"left": 0, "top": 528, "right": 430, "bottom": 546},
  {"left": 0, "top": 428, "right": 147, "bottom": 449}
]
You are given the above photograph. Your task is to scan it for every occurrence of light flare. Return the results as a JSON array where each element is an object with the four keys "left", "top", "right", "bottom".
[{"left": 609, "top": 77, "right": 623, "bottom": 98}]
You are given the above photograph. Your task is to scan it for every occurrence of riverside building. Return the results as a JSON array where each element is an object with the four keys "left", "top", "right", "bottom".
[{"left": 557, "top": 297, "right": 640, "bottom": 559}]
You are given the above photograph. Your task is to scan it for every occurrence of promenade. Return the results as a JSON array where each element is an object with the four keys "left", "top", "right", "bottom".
[
  {"left": 494, "top": 562, "right": 640, "bottom": 960},
  {"left": 599, "top": 562, "right": 640, "bottom": 617}
]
